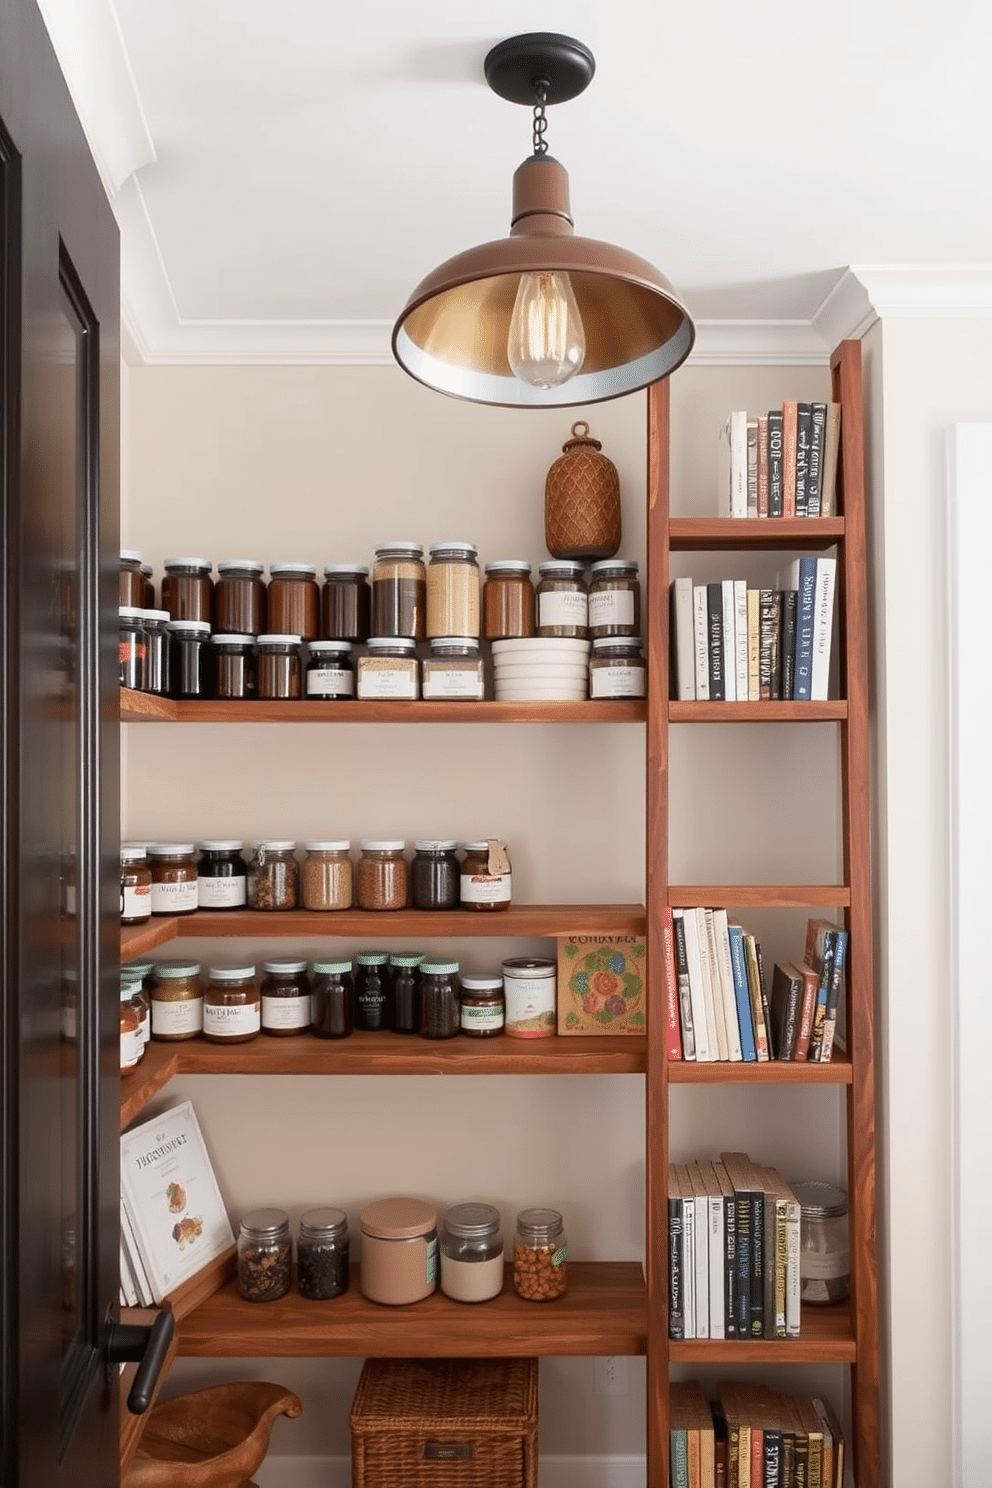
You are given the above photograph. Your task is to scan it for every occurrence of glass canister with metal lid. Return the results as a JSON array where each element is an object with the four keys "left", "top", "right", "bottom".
[
  {"left": 792, "top": 1180, "right": 850, "bottom": 1305},
  {"left": 237, "top": 1208, "right": 291, "bottom": 1302},
  {"left": 371, "top": 542, "right": 426, "bottom": 640},
  {"left": 297, "top": 1207, "right": 350, "bottom": 1300},
  {"left": 513, "top": 1207, "right": 568, "bottom": 1301},
  {"left": 426, "top": 541, "right": 480, "bottom": 639},
  {"left": 247, "top": 840, "right": 299, "bottom": 911},
  {"left": 439, "top": 1202, "right": 504, "bottom": 1303},
  {"left": 587, "top": 558, "right": 641, "bottom": 638}
]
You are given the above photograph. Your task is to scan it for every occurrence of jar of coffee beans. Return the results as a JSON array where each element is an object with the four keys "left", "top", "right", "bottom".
[
  {"left": 297, "top": 1207, "right": 350, "bottom": 1300},
  {"left": 513, "top": 1208, "right": 568, "bottom": 1301}
]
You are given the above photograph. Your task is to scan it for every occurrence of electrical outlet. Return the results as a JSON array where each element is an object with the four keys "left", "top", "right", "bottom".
[{"left": 594, "top": 1356, "right": 628, "bottom": 1395}]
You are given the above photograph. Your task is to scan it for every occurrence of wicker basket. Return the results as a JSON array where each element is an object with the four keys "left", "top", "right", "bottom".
[{"left": 350, "top": 1356, "right": 538, "bottom": 1488}]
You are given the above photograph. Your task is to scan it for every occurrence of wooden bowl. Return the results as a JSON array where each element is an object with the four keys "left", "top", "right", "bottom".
[{"left": 123, "top": 1380, "right": 303, "bottom": 1488}]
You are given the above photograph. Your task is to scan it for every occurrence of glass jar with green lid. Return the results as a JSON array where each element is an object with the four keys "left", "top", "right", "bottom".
[
  {"left": 419, "top": 959, "right": 460, "bottom": 1040},
  {"left": 311, "top": 959, "right": 354, "bottom": 1039},
  {"left": 390, "top": 953, "right": 424, "bottom": 1035},
  {"left": 203, "top": 964, "right": 260, "bottom": 1044},
  {"left": 150, "top": 960, "right": 203, "bottom": 1041},
  {"left": 260, "top": 959, "right": 311, "bottom": 1036},
  {"left": 120, "top": 979, "right": 144, "bottom": 1072}
]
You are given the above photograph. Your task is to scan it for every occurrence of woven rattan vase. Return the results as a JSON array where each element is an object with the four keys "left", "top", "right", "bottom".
[{"left": 544, "top": 420, "right": 621, "bottom": 561}]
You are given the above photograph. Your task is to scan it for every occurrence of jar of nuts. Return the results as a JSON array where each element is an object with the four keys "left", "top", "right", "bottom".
[
  {"left": 237, "top": 1208, "right": 291, "bottom": 1302},
  {"left": 247, "top": 840, "right": 299, "bottom": 911},
  {"left": 513, "top": 1208, "right": 568, "bottom": 1302}
]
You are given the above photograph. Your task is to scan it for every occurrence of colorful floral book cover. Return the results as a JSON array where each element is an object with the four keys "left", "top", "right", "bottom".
[
  {"left": 120, "top": 1099, "right": 234, "bottom": 1303},
  {"left": 556, "top": 935, "right": 646, "bottom": 1035}
]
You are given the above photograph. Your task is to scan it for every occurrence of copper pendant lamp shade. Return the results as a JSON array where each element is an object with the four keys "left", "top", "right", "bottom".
[{"left": 391, "top": 33, "right": 694, "bottom": 409}]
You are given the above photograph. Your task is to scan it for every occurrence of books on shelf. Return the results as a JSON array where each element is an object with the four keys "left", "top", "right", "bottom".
[
  {"left": 120, "top": 1099, "right": 234, "bottom": 1306},
  {"left": 670, "top": 558, "right": 836, "bottom": 703},
  {"left": 720, "top": 400, "right": 841, "bottom": 520},
  {"left": 666, "top": 911, "right": 846, "bottom": 1064}
]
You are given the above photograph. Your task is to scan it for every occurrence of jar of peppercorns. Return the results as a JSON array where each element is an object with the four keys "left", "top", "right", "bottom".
[{"left": 513, "top": 1208, "right": 568, "bottom": 1301}]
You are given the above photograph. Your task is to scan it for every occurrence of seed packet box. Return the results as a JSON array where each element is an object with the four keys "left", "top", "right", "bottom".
[{"left": 556, "top": 934, "right": 646, "bottom": 1035}]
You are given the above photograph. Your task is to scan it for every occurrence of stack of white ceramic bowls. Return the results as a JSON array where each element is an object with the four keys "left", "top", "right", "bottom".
[{"left": 492, "top": 637, "right": 590, "bottom": 701}]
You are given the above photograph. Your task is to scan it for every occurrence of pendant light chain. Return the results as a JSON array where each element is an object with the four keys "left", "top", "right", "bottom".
[{"left": 531, "top": 77, "right": 551, "bottom": 155}]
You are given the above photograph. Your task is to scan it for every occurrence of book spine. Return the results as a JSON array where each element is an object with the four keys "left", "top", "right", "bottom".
[
  {"left": 746, "top": 417, "right": 759, "bottom": 518},
  {"left": 728, "top": 924, "right": 757, "bottom": 1061},
  {"left": 754, "top": 939, "right": 774, "bottom": 1059},
  {"left": 671, "top": 1429, "right": 689, "bottom": 1488},
  {"left": 757, "top": 414, "right": 769, "bottom": 517},
  {"left": 774, "top": 1196, "right": 789, "bottom": 1337},
  {"left": 699, "top": 907, "right": 729, "bottom": 1060},
  {"left": 681, "top": 905, "right": 713, "bottom": 1061},
  {"left": 663, "top": 907, "right": 683, "bottom": 1061},
  {"left": 748, "top": 1189, "right": 764, "bottom": 1336},
  {"left": 807, "top": 929, "right": 836, "bottom": 1063},
  {"left": 706, "top": 582, "right": 725, "bottom": 701},
  {"left": 810, "top": 557, "right": 837, "bottom": 701},
  {"left": 681, "top": 1179, "right": 696, "bottom": 1338},
  {"left": 671, "top": 576, "right": 696, "bottom": 701},
  {"left": 773, "top": 963, "right": 803, "bottom": 1061},
  {"left": 767, "top": 409, "right": 784, "bottom": 517},
  {"left": 743, "top": 932, "right": 770, "bottom": 1060},
  {"left": 671, "top": 909, "right": 696, "bottom": 1060},
  {"left": 795, "top": 403, "right": 812, "bottom": 516},
  {"left": 729, "top": 409, "right": 748, "bottom": 518},
  {"left": 758, "top": 589, "right": 778, "bottom": 701},
  {"left": 792, "top": 557, "right": 818, "bottom": 701},
  {"left": 733, "top": 1191, "right": 751, "bottom": 1337},
  {"left": 819, "top": 402, "right": 842, "bottom": 518},
  {"left": 794, "top": 963, "right": 819, "bottom": 1062},
  {"left": 782, "top": 401, "right": 798, "bottom": 517},
  {"left": 721, "top": 579, "right": 737, "bottom": 702},
  {"left": 708, "top": 1187, "right": 725, "bottom": 1339},
  {"left": 820, "top": 928, "right": 847, "bottom": 1064},
  {"left": 693, "top": 584, "right": 710, "bottom": 701},
  {"left": 807, "top": 401, "right": 826, "bottom": 516},
  {"left": 764, "top": 1430, "right": 782, "bottom": 1488},
  {"left": 780, "top": 589, "right": 798, "bottom": 700},
  {"left": 746, "top": 587, "right": 760, "bottom": 701},
  {"left": 693, "top": 1183, "right": 709, "bottom": 1339},
  {"left": 733, "top": 579, "right": 748, "bottom": 702},
  {"left": 712, "top": 908, "right": 743, "bottom": 1061},
  {"left": 785, "top": 1198, "right": 802, "bottom": 1337},
  {"left": 668, "top": 1175, "right": 684, "bottom": 1341}
]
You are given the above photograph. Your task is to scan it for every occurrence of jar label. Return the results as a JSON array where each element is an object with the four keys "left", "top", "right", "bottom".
[
  {"left": 357, "top": 666, "right": 418, "bottom": 699},
  {"left": 800, "top": 1247, "right": 850, "bottom": 1280},
  {"left": 589, "top": 589, "right": 635, "bottom": 628},
  {"left": 425, "top": 1234, "right": 439, "bottom": 1285},
  {"left": 203, "top": 1001, "right": 260, "bottom": 1036},
  {"left": 121, "top": 882, "right": 151, "bottom": 919},
  {"left": 64, "top": 885, "right": 77, "bottom": 916},
  {"left": 460, "top": 872, "right": 512, "bottom": 904},
  {"left": 538, "top": 590, "right": 588, "bottom": 627},
  {"left": 590, "top": 664, "right": 646, "bottom": 698},
  {"left": 504, "top": 974, "right": 556, "bottom": 1037},
  {"left": 261, "top": 994, "right": 311, "bottom": 1030},
  {"left": 197, "top": 874, "right": 247, "bottom": 908},
  {"left": 460, "top": 1004, "right": 504, "bottom": 1032},
  {"left": 151, "top": 997, "right": 203, "bottom": 1035},
  {"left": 150, "top": 878, "right": 198, "bottom": 913},
  {"left": 551, "top": 1244, "right": 568, "bottom": 1269},
  {"left": 307, "top": 666, "right": 354, "bottom": 697},
  {"left": 422, "top": 668, "right": 484, "bottom": 699},
  {"left": 120, "top": 1027, "right": 143, "bottom": 1070}
]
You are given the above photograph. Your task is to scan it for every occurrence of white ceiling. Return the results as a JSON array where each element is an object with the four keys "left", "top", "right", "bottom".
[{"left": 38, "top": 0, "right": 992, "bottom": 366}]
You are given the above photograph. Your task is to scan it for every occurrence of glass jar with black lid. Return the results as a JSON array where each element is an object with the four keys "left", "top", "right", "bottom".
[
  {"left": 197, "top": 840, "right": 248, "bottom": 910},
  {"left": 216, "top": 559, "right": 266, "bottom": 636},
  {"left": 168, "top": 619, "right": 214, "bottom": 699},
  {"left": 311, "top": 958, "right": 354, "bottom": 1039},
  {"left": 354, "top": 952, "right": 393, "bottom": 1032},
  {"left": 213, "top": 633, "right": 256, "bottom": 700},
  {"left": 410, "top": 840, "right": 459, "bottom": 911},
  {"left": 305, "top": 641, "right": 354, "bottom": 700},
  {"left": 321, "top": 564, "right": 371, "bottom": 641},
  {"left": 162, "top": 557, "right": 213, "bottom": 625},
  {"left": 419, "top": 959, "right": 460, "bottom": 1040},
  {"left": 390, "top": 953, "right": 424, "bottom": 1035},
  {"left": 268, "top": 562, "right": 320, "bottom": 641},
  {"left": 260, "top": 958, "right": 312, "bottom": 1036}
]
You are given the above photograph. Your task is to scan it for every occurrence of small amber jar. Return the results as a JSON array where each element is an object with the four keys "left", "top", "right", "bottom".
[
  {"left": 256, "top": 635, "right": 302, "bottom": 700},
  {"left": 459, "top": 976, "right": 504, "bottom": 1037},
  {"left": 203, "top": 964, "right": 260, "bottom": 1044},
  {"left": 119, "top": 549, "right": 145, "bottom": 608},
  {"left": 121, "top": 846, "right": 152, "bottom": 924},
  {"left": 147, "top": 843, "right": 198, "bottom": 916},
  {"left": 150, "top": 960, "right": 203, "bottom": 1041},
  {"left": 483, "top": 560, "right": 535, "bottom": 640},
  {"left": 140, "top": 564, "right": 156, "bottom": 609},
  {"left": 356, "top": 840, "right": 408, "bottom": 910},
  {"left": 216, "top": 559, "right": 266, "bottom": 636},
  {"left": 321, "top": 564, "right": 371, "bottom": 642},
  {"left": 162, "top": 557, "right": 214, "bottom": 625},
  {"left": 120, "top": 979, "right": 144, "bottom": 1071},
  {"left": 267, "top": 562, "right": 320, "bottom": 640},
  {"left": 213, "top": 634, "right": 256, "bottom": 700},
  {"left": 459, "top": 840, "right": 511, "bottom": 911},
  {"left": 260, "top": 958, "right": 312, "bottom": 1036}
]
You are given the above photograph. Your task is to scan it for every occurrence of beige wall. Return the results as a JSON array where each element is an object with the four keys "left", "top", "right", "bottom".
[{"left": 124, "top": 360, "right": 857, "bottom": 1467}]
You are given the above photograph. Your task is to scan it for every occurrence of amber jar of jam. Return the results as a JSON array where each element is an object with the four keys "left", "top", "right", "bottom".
[
  {"left": 321, "top": 564, "right": 371, "bottom": 642},
  {"left": 147, "top": 843, "right": 198, "bottom": 916},
  {"left": 121, "top": 846, "right": 152, "bottom": 924},
  {"left": 216, "top": 559, "right": 266, "bottom": 636},
  {"left": 459, "top": 841, "right": 511, "bottom": 911},
  {"left": 260, "top": 959, "right": 312, "bottom": 1036},
  {"left": 267, "top": 563, "right": 320, "bottom": 641},
  {"left": 162, "top": 557, "right": 214, "bottom": 625},
  {"left": 203, "top": 964, "right": 260, "bottom": 1043},
  {"left": 150, "top": 960, "right": 203, "bottom": 1041},
  {"left": 483, "top": 560, "right": 536, "bottom": 640},
  {"left": 256, "top": 635, "right": 302, "bottom": 700}
]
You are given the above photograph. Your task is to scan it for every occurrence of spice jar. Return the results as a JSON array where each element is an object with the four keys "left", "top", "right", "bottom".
[
  {"left": 440, "top": 1203, "right": 504, "bottom": 1303},
  {"left": 459, "top": 976, "right": 505, "bottom": 1038},
  {"left": 140, "top": 564, "right": 156, "bottom": 609},
  {"left": 483, "top": 560, "right": 536, "bottom": 640},
  {"left": 213, "top": 633, "right": 256, "bottom": 700},
  {"left": 792, "top": 1181, "right": 850, "bottom": 1305},
  {"left": 410, "top": 840, "right": 460, "bottom": 911},
  {"left": 321, "top": 564, "right": 371, "bottom": 642},
  {"left": 305, "top": 642, "right": 354, "bottom": 700},
  {"left": 216, "top": 559, "right": 266, "bottom": 636},
  {"left": 168, "top": 619, "right": 214, "bottom": 699},
  {"left": 147, "top": 842, "right": 198, "bottom": 916},
  {"left": 121, "top": 846, "right": 152, "bottom": 924},
  {"left": 459, "top": 840, "right": 512, "bottom": 911},
  {"left": 139, "top": 609, "right": 171, "bottom": 694},
  {"left": 162, "top": 556, "right": 214, "bottom": 625},
  {"left": 421, "top": 638, "right": 485, "bottom": 701},
  {"left": 589, "top": 638, "right": 646, "bottom": 699},
  {"left": 298, "top": 1207, "right": 350, "bottom": 1300},
  {"left": 588, "top": 558, "right": 641, "bottom": 638},
  {"left": 419, "top": 959, "right": 460, "bottom": 1040},
  {"left": 513, "top": 1208, "right": 568, "bottom": 1301},
  {"left": 390, "top": 953, "right": 424, "bottom": 1035},
  {"left": 502, "top": 957, "right": 556, "bottom": 1038},
  {"left": 536, "top": 560, "right": 588, "bottom": 638},
  {"left": 301, "top": 841, "right": 353, "bottom": 910},
  {"left": 356, "top": 840, "right": 408, "bottom": 911},
  {"left": 120, "top": 549, "right": 145, "bottom": 608},
  {"left": 197, "top": 840, "right": 248, "bottom": 910},
  {"left": 260, "top": 958, "right": 312, "bottom": 1036},
  {"left": 426, "top": 542, "right": 480, "bottom": 639},
  {"left": 123, "top": 961, "right": 153, "bottom": 1046},
  {"left": 267, "top": 562, "right": 319, "bottom": 640},
  {"left": 356, "top": 638, "right": 419, "bottom": 700},
  {"left": 359, "top": 1197, "right": 438, "bottom": 1306},
  {"left": 371, "top": 542, "right": 426, "bottom": 640},
  {"left": 311, "top": 958, "right": 354, "bottom": 1039},
  {"left": 354, "top": 952, "right": 394, "bottom": 1032},
  {"left": 150, "top": 961, "right": 203, "bottom": 1041},
  {"left": 119, "top": 607, "right": 146, "bottom": 690},
  {"left": 203, "top": 963, "right": 260, "bottom": 1044},
  {"left": 237, "top": 1208, "right": 291, "bottom": 1302},
  {"left": 120, "top": 978, "right": 144, "bottom": 1071},
  {"left": 247, "top": 840, "right": 299, "bottom": 911},
  {"left": 256, "top": 635, "right": 302, "bottom": 700}
]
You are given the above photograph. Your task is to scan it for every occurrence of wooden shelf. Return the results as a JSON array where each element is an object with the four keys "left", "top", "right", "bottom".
[
  {"left": 121, "top": 903, "right": 647, "bottom": 959},
  {"left": 667, "top": 885, "right": 851, "bottom": 909},
  {"left": 668, "top": 1057, "right": 852, "bottom": 1085},
  {"left": 668, "top": 517, "right": 844, "bottom": 552},
  {"left": 119, "top": 689, "right": 646, "bottom": 726},
  {"left": 669, "top": 701, "right": 847, "bottom": 723},
  {"left": 176, "top": 1262, "right": 646, "bottom": 1359},
  {"left": 669, "top": 1299, "right": 856, "bottom": 1364}
]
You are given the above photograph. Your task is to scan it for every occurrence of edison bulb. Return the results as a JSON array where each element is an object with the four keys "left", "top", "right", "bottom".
[{"left": 507, "top": 270, "right": 585, "bottom": 389}]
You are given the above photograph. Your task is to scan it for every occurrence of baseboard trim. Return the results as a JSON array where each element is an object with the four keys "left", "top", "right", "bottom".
[{"left": 257, "top": 1453, "right": 647, "bottom": 1488}]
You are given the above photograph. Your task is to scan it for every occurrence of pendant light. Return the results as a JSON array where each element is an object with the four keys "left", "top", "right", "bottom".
[{"left": 392, "top": 32, "right": 694, "bottom": 409}]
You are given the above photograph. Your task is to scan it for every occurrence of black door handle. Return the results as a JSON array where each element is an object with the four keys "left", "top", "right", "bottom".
[{"left": 106, "top": 1309, "right": 175, "bottom": 1414}]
